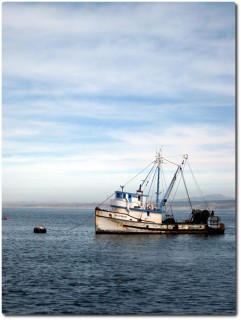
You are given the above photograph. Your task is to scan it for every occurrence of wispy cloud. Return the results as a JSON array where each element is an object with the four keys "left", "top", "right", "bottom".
[{"left": 2, "top": 2, "right": 236, "bottom": 202}]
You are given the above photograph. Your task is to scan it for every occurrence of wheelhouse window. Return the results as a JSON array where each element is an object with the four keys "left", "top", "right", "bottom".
[{"left": 116, "top": 192, "right": 121, "bottom": 198}]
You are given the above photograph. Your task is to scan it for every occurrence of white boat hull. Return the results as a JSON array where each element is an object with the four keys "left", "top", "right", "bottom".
[{"left": 95, "top": 208, "right": 225, "bottom": 234}]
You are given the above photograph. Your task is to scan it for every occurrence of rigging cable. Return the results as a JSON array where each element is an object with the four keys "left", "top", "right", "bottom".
[
  {"left": 148, "top": 166, "right": 158, "bottom": 200},
  {"left": 168, "top": 166, "right": 184, "bottom": 213},
  {"left": 162, "top": 157, "right": 179, "bottom": 167},
  {"left": 141, "top": 162, "right": 157, "bottom": 188},
  {"left": 167, "top": 159, "right": 188, "bottom": 213},
  {"left": 160, "top": 163, "right": 167, "bottom": 194},
  {"left": 124, "top": 160, "right": 155, "bottom": 188},
  {"left": 187, "top": 159, "right": 211, "bottom": 212},
  {"left": 97, "top": 160, "right": 155, "bottom": 207},
  {"left": 150, "top": 169, "right": 158, "bottom": 205},
  {"left": 180, "top": 167, "right": 193, "bottom": 211}
]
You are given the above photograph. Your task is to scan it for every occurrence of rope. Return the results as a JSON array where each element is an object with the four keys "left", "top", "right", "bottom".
[
  {"left": 47, "top": 223, "right": 81, "bottom": 233},
  {"left": 45, "top": 159, "right": 156, "bottom": 234},
  {"left": 187, "top": 159, "right": 211, "bottom": 212},
  {"left": 160, "top": 163, "right": 167, "bottom": 195},
  {"left": 168, "top": 168, "right": 183, "bottom": 213},
  {"left": 47, "top": 210, "right": 95, "bottom": 233},
  {"left": 166, "top": 160, "right": 187, "bottom": 213},
  {"left": 97, "top": 160, "right": 155, "bottom": 207},
  {"left": 123, "top": 160, "right": 155, "bottom": 188},
  {"left": 161, "top": 157, "right": 179, "bottom": 167},
  {"left": 141, "top": 162, "right": 156, "bottom": 188},
  {"left": 97, "top": 192, "right": 116, "bottom": 208},
  {"left": 148, "top": 166, "right": 157, "bottom": 200},
  {"left": 165, "top": 159, "right": 188, "bottom": 214},
  {"left": 180, "top": 168, "right": 193, "bottom": 211}
]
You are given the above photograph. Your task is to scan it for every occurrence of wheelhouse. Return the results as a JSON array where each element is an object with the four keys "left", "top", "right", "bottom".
[{"left": 115, "top": 191, "right": 148, "bottom": 202}]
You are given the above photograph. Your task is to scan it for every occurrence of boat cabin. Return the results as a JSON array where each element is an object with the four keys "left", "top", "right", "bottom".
[
  {"left": 110, "top": 190, "right": 149, "bottom": 211},
  {"left": 115, "top": 191, "right": 148, "bottom": 203}
]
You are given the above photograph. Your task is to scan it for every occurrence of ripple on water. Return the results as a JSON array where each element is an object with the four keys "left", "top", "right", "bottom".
[{"left": 2, "top": 208, "right": 236, "bottom": 315}]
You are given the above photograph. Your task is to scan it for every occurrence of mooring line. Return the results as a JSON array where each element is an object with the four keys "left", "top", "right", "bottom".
[{"left": 37, "top": 209, "right": 95, "bottom": 233}]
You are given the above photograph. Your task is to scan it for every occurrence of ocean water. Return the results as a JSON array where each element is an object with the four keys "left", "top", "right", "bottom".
[{"left": 2, "top": 207, "right": 236, "bottom": 315}]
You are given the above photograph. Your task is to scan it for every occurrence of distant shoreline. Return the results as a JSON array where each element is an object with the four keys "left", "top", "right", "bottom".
[
  {"left": 2, "top": 203, "right": 102, "bottom": 210},
  {"left": 2, "top": 200, "right": 235, "bottom": 211}
]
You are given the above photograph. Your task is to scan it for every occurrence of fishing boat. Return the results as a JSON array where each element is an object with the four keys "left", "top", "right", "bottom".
[{"left": 95, "top": 151, "right": 225, "bottom": 235}]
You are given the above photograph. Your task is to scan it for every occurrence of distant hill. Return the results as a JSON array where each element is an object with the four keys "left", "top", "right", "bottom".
[
  {"left": 3, "top": 199, "right": 235, "bottom": 211},
  {"left": 2, "top": 201, "right": 107, "bottom": 209},
  {"left": 2, "top": 194, "right": 235, "bottom": 210},
  {"left": 177, "top": 194, "right": 235, "bottom": 201}
]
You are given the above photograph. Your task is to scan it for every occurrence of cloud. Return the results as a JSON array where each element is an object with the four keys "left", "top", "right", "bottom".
[
  {"left": 3, "top": 3, "right": 235, "bottom": 99},
  {"left": 2, "top": 2, "right": 236, "bottom": 202}
]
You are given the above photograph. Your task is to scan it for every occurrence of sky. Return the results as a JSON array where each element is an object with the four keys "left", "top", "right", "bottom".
[{"left": 2, "top": 2, "right": 236, "bottom": 203}]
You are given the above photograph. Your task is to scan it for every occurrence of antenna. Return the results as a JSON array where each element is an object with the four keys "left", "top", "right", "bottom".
[{"left": 120, "top": 185, "right": 124, "bottom": 192}]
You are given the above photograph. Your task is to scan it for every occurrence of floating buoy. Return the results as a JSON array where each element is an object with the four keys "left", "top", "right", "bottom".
[
  {"left": 3, "top": 216, "right": 8, "bottom": 221},
  {"left": 34, "top": 225, "right": 47, "bottom": 233}
]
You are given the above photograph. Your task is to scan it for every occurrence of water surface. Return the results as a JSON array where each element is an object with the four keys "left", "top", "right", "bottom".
[{"left": 2, "top": 208, "right": 236, "bottom": 315}]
